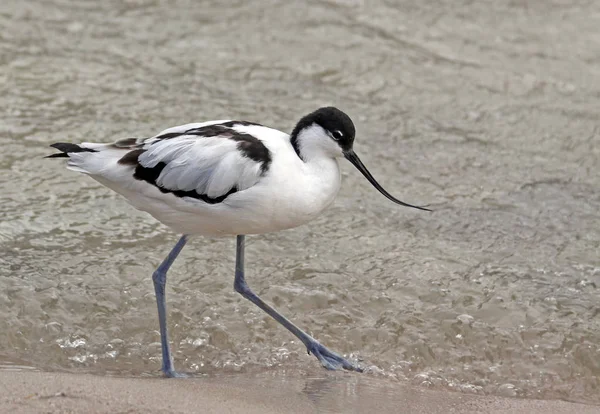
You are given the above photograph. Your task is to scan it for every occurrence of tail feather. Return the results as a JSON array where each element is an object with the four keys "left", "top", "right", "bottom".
[
  {"left": 45, "top": 152, "right": 69, "bottom": 158},
  {"left": 45, "top": 142, "right": 97, "bottom": 158}
]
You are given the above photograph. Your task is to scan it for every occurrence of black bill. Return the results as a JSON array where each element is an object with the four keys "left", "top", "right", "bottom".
[{"left": 344, "top": 150, "right": 431, "bottom": 211}]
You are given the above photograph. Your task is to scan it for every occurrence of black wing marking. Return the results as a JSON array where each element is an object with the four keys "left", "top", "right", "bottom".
[
  {"left": 117, "top": 121, "right": 272, "bottom": 204},
  {"left": 148, "top": 122, "right": 271, "bottom": 173}
]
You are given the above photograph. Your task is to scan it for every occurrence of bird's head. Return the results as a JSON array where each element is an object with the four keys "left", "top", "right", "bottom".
[
  {"left": 290, "top": 107, "right": 355, "bottom": 159},
  {"left": 291, "top": 107, "right": 430, "bottom": 212}
]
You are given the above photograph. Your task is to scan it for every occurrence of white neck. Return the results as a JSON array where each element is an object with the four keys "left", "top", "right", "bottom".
[
  {"left": 289, "top": 124, "right": 343, "bottom": 209},
  {"left": 300, "top": 149, "right": 342, "bottom": 213}
]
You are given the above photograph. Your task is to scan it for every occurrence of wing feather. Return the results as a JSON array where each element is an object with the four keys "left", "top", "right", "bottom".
[
  {"left": 132, "top": 124, "right": 272, "bottom": 202},
  {"left": 151, "top": 120, "right": 230, "bottom": 140}
]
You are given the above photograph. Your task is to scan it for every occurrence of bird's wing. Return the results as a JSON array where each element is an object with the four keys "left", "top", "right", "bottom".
[{"left": 117, "top": 121, "right": 274, "bottom": 203}]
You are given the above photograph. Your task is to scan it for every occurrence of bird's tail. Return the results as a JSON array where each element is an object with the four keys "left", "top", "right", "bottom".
[
  {"left": 45, "top": 142, "right": 107, "bottom": 174},
  {"left": 45, "top": 142, "right": 98, "bottom": 158}
]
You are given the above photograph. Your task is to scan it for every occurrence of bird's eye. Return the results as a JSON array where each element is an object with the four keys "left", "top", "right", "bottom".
[{"left": 331, "top": 130, "right": 343, "bottom": 141}]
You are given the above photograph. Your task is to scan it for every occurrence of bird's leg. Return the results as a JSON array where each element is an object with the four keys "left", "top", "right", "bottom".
[
  {"left": 152, "top": 235, "right": 188, "bottom": 378},
  {"left": 233, "top": 235, "right": 361, "bottom": 372}
]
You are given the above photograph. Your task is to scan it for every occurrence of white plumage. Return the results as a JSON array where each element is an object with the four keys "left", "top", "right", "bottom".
[
  {"left": 47, "top": 107, "right": 430, "bottom": 376},
  {"left": 55, "top": 119, "right": 342, "bottom": 236}
]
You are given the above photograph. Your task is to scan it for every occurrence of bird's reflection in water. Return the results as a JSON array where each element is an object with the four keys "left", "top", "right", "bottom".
[{"left": 300, "top": 373, "right": 405, "bottom": 413}]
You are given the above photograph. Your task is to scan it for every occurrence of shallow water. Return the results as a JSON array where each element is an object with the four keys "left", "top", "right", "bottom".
[{"left": 1, "top": 0, "right": 599, "bottom": 404}]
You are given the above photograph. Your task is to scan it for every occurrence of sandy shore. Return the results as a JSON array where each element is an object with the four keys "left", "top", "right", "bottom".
[{"left": 1, "top": 370, "right": 597, "bottom": 414}]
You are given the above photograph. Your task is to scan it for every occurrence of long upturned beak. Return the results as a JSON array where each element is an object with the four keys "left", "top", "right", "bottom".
[{"left": 344, "top": 150, "right": 431, "bottom": 211}]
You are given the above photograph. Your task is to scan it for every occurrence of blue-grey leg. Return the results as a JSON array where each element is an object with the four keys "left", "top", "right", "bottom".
[
  {"left": 152, "top": 235, "right": 188, "bottom": 377},
  {"left": 233, "top": 235, "right": 362, "bottom": 372}
]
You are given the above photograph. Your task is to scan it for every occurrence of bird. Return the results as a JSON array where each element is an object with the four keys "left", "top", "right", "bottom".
[{"left": 47, "top": 106, "right": 430, "bottom": 377}]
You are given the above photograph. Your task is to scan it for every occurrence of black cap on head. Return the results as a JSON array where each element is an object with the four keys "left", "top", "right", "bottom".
[{"left": 291, "top": 107, "right": 356, "bottom": 152}]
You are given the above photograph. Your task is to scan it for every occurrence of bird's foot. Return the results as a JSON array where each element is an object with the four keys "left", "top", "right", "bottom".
[
  {"left": 307, "top": 341, "right": 363, "bottom": 372},
  {"left": 162, "top": 368, "right": 190, "bottom": 378}
]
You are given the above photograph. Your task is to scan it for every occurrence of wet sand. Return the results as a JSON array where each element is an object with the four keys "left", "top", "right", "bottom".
[{"left": 1, "top": 370, "right": 597, "bottom": 414}]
